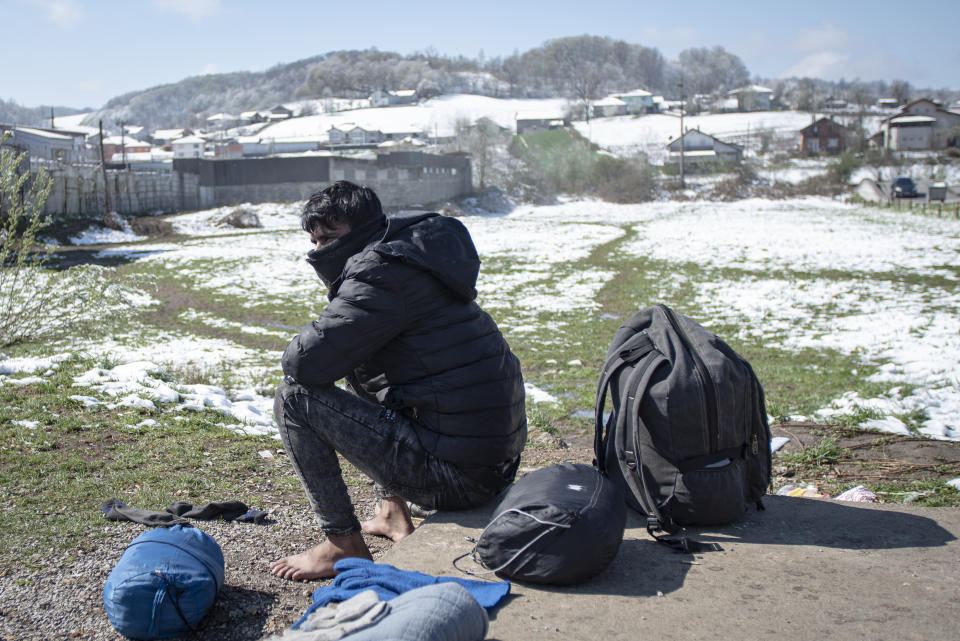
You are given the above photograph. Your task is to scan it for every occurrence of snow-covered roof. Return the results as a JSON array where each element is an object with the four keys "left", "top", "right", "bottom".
[
  {"left": 240, "top": 111, "right": 261, "bottom": 119},
  {"left": 615, "top": 89, "right": 652, "bottom": 98},
  {"left": 594, "top": 97, "right": 627, "bottom": 107},
  {"left": 889, "top": 115, "right": 936, "bottom": 125},
  {"left": 101, "top": 135, "right": 150, "bottom": 147},
  {"left": 173, "top": 135, "right": 206, "bottom": 144},
  {"left": 12, "top": 126, "right": 73, "bottom": 141},
  {"left": 377, "top": 137, "right": 426, "bottom": 149},
  {"left": 153, "top": 128, "right": 187, "bottom": 139},
  {"left": 728, "top": 85, "right": 773, "bottom": 95},
  {"left": 207, "top": 113, "right": 237, "bottom": 121},
  {"left": 393, "top": 90, "right": 416, "bottom": 97}
]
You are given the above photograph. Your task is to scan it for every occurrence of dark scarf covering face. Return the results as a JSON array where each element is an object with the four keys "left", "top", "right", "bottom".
[{"left": 305, "top": 214, "right": 387, "bottom": 292}]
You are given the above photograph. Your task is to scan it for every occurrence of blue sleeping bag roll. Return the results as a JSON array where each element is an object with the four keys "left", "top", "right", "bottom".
[{"left": 103, "top": 525, "right": 225, "bottom": 639}]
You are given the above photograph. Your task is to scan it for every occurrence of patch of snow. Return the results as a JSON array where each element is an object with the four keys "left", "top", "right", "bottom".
[
  {"left": 70, "top": 226, "right": 145, "bottom": 245},
  {"left": 3, "top": 376, "right": 47, "bottom": 386},
  {"left": 0, "top": 353, "right": 71, "bottom": 375},
  {"left": 525, "top": 383, "right": 559, "bottom": 405}
]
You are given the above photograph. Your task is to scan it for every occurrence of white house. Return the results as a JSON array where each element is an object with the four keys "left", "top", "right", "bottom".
[
  {"left": 172, "top": 135, "right": 206, "bottom": 159},
  {"left": 727, "top": 85, "right": 773, "bottom": 111},
  {"left": 206, "top": 113, "right": 238, "bottom": 129},
  {"left": 328, "top": 124, "right": 384, "bottom": 145},
  {"left": 591, "top": 96, "right": 628, "bottom": 118},
  {"left": 151, "top": 128, "right": 192, "bottom": 146},
  {"left": 666, "top": 129, "right": 743, "bottom": 165},
  {"left": 370, "top": 90, "right": 418, "bottom": 107},
  {"left": 613, "top": 89, "right": 655, "bottom": 114},
  {"left": 880, "top": 98, "right": 960, "bottom": 151}
]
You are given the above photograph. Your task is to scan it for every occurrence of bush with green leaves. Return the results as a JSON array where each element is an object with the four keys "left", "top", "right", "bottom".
[
  {"left": 827, "top": 152, "right": 863, "bottom": 185},
  {"left": 1, "top": 135, "right": 147, "bottom": 347}
]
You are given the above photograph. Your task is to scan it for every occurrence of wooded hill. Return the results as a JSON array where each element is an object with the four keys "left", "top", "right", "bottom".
[{"left": 25, "top": 35, "right": 951, "bottom": 132}]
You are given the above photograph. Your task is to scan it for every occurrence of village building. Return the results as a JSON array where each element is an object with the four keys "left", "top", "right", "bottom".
[
  {"left": 370, "top": 90, "right": 418, "bottom": 108},
  {"left": 591, "top": 96, "right": 627, "bottom": 118},
  {"left": 880, "top": 98, "right": 960, "bottom": 151},
  {"left": 119, "top": 124, "right": 147, "bottom": 141},
  {"left": 666, "top": 129, "right": 743, "bottom": 166},
  {"left": 239, "top": 111, "right": 266, "bottom": 125},
  {"left": 151, "top": 128, "right": 193, "bottom": 147},
  {"left": 799, "top": 117, "right": 848, "bottom": 154},
  {"left": 613, "top": 89, "right": 655, "bottom": 114},
  {"left": 727, "top": 85, "right": 774, "bottom": 112},
  {"left": 172, "top": 135, "right": 206, "bottom": 159},
  {"left": 515, "top": 113, "right": 568, "bottom": 134},
  {"left": 214, "top": 141, "right": 244, "bottom": 159},
  {"left": 380, "top": 124, "right": 423, "bottom": 141},
  {"left": 266, "top": 105, "right": 294, "bottom": 121},
  {"left": 101, "top": 135, "right": 151, "bottom": 163},
  {"left": 237, "top": 135, "right": 326, "bottom": 156},
  {"left": 328, "top": 124, "right": 384, "bottom": 146},
  {"left": 206, "top": 113, "right": 239, "bottom": 129},
  {"left": 0, "top": 125, "right": 84, "bottom": 164}
]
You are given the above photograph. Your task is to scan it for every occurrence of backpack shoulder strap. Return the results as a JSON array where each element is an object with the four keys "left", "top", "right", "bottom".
[
  {"left": 594, "top": 331, "right": 654, "bottom": 472},
  {"left": 616, "top": 352, "right": 667, "bottom": 522}
]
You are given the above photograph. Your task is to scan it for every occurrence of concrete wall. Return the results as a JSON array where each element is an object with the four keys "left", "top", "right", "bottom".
[
  {"left": 39, "top": 151, "right": 471, "bottom": 219},
  {"left": 189, "top": 152, "right": 472, "bottom": 210},
  {"left": 41, "top": 164, "right": 199, "bottom": 217}
]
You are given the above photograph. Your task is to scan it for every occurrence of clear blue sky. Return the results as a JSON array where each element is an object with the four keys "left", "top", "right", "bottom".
[{"left": 4, "top": 0, "right": 957, "bottom": 109}]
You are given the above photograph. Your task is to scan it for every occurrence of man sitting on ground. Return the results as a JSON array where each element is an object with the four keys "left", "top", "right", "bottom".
[{"left": 270, "top": 180, "right": 527, "bottom": 581}]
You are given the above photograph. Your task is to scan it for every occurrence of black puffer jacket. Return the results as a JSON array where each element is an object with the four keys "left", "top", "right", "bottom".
[{"left": 282, "top": 212, "right": 527, "bottom": 467}]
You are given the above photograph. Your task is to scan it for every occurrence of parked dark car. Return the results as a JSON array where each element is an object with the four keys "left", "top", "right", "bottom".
[{"left": 891, "top": 176, "right": 918, "bottom": 198}]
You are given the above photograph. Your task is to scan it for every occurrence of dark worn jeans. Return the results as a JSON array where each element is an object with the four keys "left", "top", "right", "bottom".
[{"left": 273, "top": 378, "right": 518, "bottom": 537}]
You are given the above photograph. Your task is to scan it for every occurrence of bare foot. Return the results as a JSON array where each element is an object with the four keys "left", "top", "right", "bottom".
[
  {"left": 269, "top": 532, "right": 372, "bottom": 581},
  {"left": 361, "top": 496, "right": 416, "bottom": 542}
]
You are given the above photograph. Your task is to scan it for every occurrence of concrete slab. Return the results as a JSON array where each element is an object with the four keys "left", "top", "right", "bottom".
[{"left": 382, "top": 496, "right": 960, "bottom": 641}]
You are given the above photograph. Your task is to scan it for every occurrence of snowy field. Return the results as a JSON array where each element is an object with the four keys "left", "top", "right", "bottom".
[
  {"left": 246, "top": 94, "right": 571, "bottom": 141},
  {"left": 575, "top": 111, "right": 818, "bottom": 163},
  {"left": 3, "top": 196, "right": 959, "bottom": 442}
]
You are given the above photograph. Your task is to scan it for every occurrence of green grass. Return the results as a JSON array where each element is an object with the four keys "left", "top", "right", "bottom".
[
  {"left": 0, "top": 358, "right": 301, "bottom": 571},
  {"left": 5, "top": 196, "right": 960, "bottom": 566},
  {"left": 780, "top": 437, "right": 849, "bottom": 469}
]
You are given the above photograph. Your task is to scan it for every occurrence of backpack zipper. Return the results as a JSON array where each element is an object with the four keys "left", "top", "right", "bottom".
[{"left": 660, "top": 305, "right": 719, "bottom": 452}]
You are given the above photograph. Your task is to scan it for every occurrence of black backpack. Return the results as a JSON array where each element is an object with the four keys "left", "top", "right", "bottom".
[
  {"left": 594, "top": 304, "right": 771, "bottom": 550},
  {"left": 461, "top": 463, "right": 626, "bottom": 585}
]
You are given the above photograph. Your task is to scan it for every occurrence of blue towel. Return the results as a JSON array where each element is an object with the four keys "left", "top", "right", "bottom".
[{"left": 292, "top": 559, "right": 510, "bottom": 629}]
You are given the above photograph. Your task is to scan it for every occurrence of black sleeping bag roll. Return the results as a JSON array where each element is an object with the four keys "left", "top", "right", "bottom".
[{"left": 473, "top": 463, "right": 626, "bottom": 585}]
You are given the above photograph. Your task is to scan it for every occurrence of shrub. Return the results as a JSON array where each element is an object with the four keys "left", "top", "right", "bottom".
[
  {"left": 591, "top": 155, "right": 656, "bottom": 203},
  {"left": 826, "top": 152, "right": 862, "bottom": 185},
  {"left": 1, "top": 135, "right": 147, "bottom": 347}
]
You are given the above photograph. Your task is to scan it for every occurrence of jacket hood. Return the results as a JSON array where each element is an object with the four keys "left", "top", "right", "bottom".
[{"left": 373, "top": 212, "right": 480, "bottom": 301}]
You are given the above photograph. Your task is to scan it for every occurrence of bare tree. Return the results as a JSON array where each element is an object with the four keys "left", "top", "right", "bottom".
[
  {"left": 463, "top": 117, "right": 507, "bottom": 190},
  {"left": 890, "top": 80, "right": 912, "bottom": 106}
]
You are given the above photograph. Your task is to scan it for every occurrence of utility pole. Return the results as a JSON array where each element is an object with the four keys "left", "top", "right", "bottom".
[
  {"left": 679, "top": 78, "right": 685, "bottom": 189},
  {"left": 50, "top": 107, "right": 55, "bottom": 129},
  {"left": 98, "top": 120, "right": 113, "bottom": 215},
  {"left": 120, "top": 121, "right": 126, "bottom": 167}
]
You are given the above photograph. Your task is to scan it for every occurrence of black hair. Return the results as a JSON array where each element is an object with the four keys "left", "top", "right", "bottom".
[{"left": 300, "top": 180, "right": 383, "bottom": 233}]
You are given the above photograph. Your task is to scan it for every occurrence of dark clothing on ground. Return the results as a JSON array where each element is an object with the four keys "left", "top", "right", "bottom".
[{"left": 277, "top": 212, "right": 526, "bottom": 535}]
